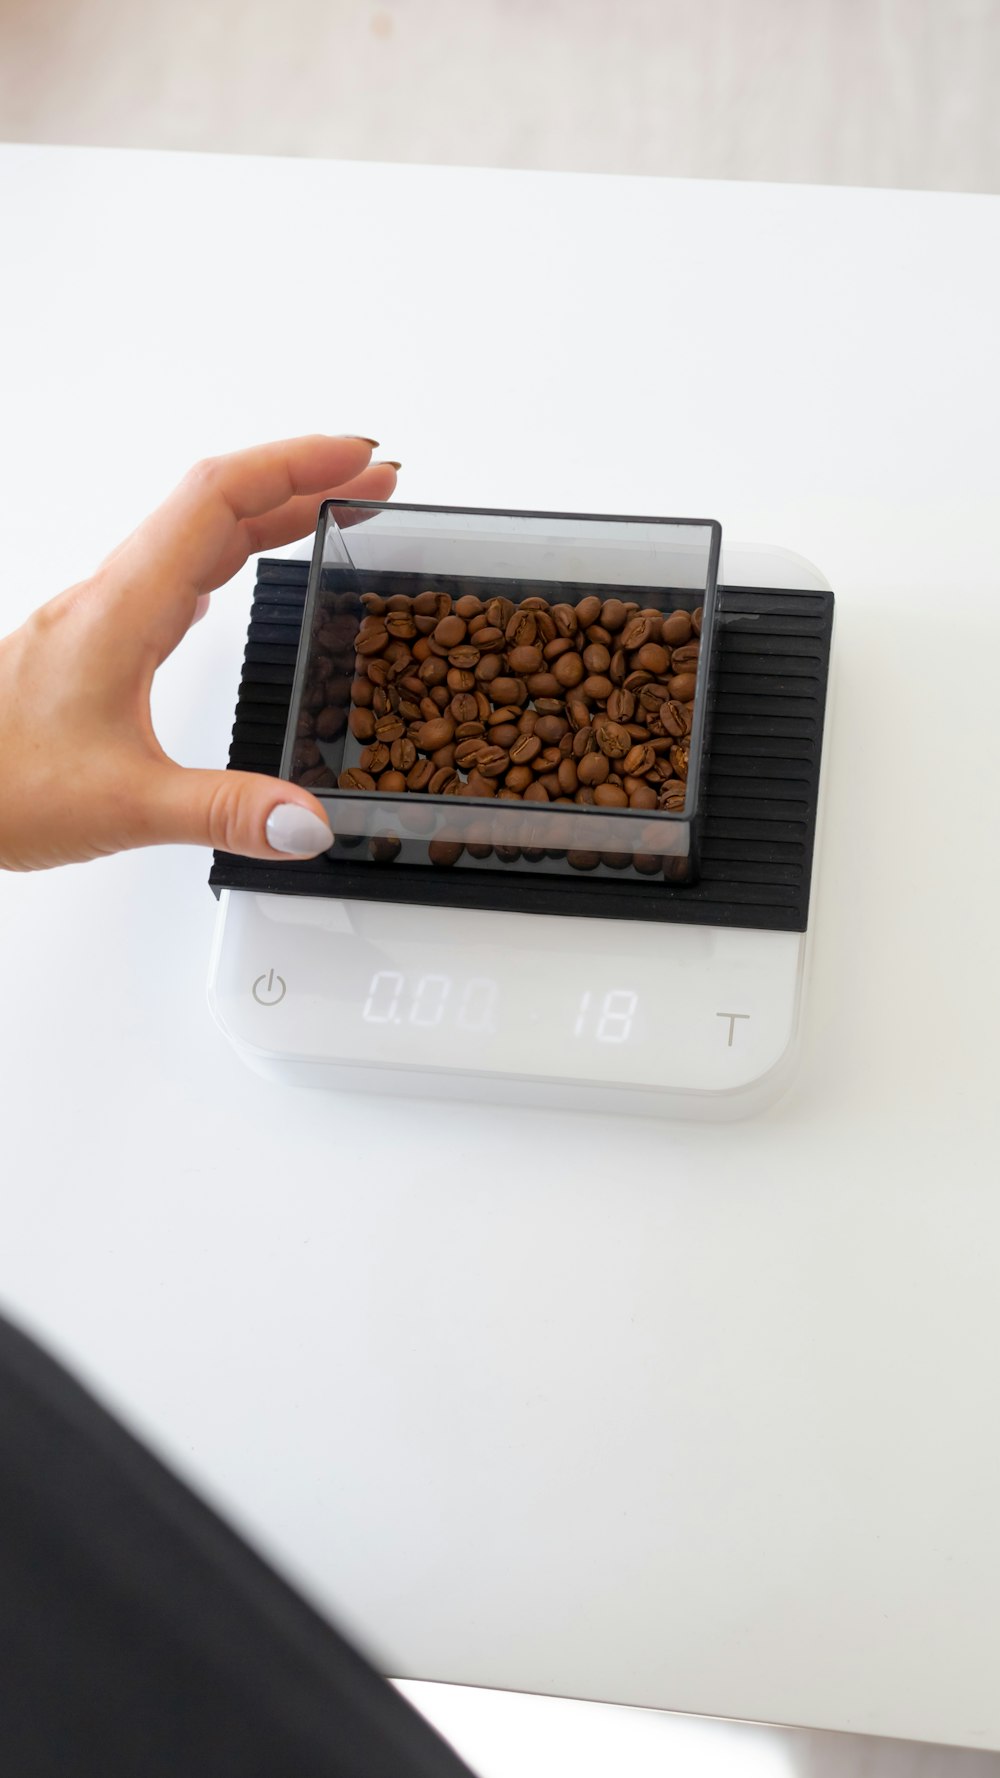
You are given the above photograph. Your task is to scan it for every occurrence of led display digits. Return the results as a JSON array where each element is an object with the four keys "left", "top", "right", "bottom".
[{"left": 362, "top": 973, "right": 639, "bottom": 1043}]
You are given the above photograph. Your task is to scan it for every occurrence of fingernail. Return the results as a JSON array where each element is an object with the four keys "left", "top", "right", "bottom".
[
  {"left": 380, "top": 460, "right": 402, "bottom": 470},
  {"left": 354, "top": 436, "right": 380, "bottom": 448},
  {"left": 265, "top": 803, "right": 333, "bottom": 857}
]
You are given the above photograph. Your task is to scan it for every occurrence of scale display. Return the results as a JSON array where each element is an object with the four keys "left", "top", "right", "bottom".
[{"left": 211, "top": 893, "right": 803, "bottom": 1098}]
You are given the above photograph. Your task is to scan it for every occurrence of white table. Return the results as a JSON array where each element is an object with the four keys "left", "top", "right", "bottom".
[{"left": 1, "top": 145, "right": 999, "bottom": 1772}]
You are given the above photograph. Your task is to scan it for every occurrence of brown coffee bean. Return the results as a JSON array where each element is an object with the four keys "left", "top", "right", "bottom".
[
  {"left": 467, "top": 840, "right": 493, "bottom": 859},
  {"left": 450, "top": 692, "right": 479, "bottom": 725},
  {"left": 600, "top": 598, "right": 628, "bottom": 632},
  {"left": 429, "top": 837, "right": 464, "bottom": 867},
  {"left": 416, "top": 717, "right": 455, "bottom": 751},
  {"left": 385, "top": 611, "right": 417, "bottom": 639},
  {"left": 623, "top": 743, "right": 656, "bottom": 777},
  {"left": 582, "top": 643, "right": 610, "bottom": 674},
  {"left": 350, "top": 675, "right": 374, "bottom": 707},
  {"left": 491, "top": 677, "right": 527, "bottom": 706},
  {"left": 380, "top": 770, "right": 407, "bottom": 792},
  {"left": 505, "top": 765, "right": 535, "bottom": 792},
  {"left": 660, "top": 700, "right": 691, "bottom": 737},
  {"left": 516, "top": 709, "right": 539, "bottom": 733},
  {"left": 355, "top": 627, "right": 388, "bottom": 657},
  {"left": 447, "top": 646, "right": 480, "bottom": 671},
  {"left": 359, "top": 742, "right": 390, "bottom": 775},
  {"left": 621, "top": 614, "right": 655, "bottom": 649},
  {"left": 487, "top": 723, "right": 517, "bottom": 749},
  {"left": 375, "top": 714, "right": 406, "bottom": 743},
  {"left": 390, "top": 736, "right": 417, "bottom": 772},
  {"left": 467, "top": 770, "right": 498, "bottom": 798},
  {"left": 294, "top": 740, "right": 322, "bottom": 770},
  {"left": 505, "top": 610, "right": 537, "bottom": 646},
  {"left": 577, "top": 751, "right": 610, "bottom": 786},
  {"left": 606, "top": 688, "right": 635, "bottom": 723},
  {"left": 551, "top": 602, "right": 579, "bottom": 638},
  {"left": 658, "top": 778, "right": 687, "bottom": 811},
  {"left": 574, "top": 786, "right": 595, "bottom": 805},
  {"left": 429, "top": 768, "right": 460, "bottom": 794},
  {"left": 629, "top": 784, "right": 658, "bottom": 809},
  {"left": 534, "top": 714, "right": 568, "bottom": 744},
  {"left": 593, "top": 783, "right": 629, "bottom": 807},
  {"left": 581, "top": 674, "right": 613, "bottom": 701},
  {"left": 553, "top": 652, "right": 585, "bottom": 689},
  {"left": 509, "top": 733, "right": 542, "bottom": 766},
  {"left": 338, "top": 768, "right": 375, "bottom": 790},
  {"left": 567, "top": 849, "right": 600, "bottom": 870},
  {"left": 593, "top": 717, "right": 631, "bottom": 758},
  {"left": 635, "top": 643, "right": 670, "bottom": 675},
  {"left": 433, "top": 615, "right": 466, "bottom": 648},
  {"left": 565, "top": 593, "right": 594, "bottom": 627},
  {"left": 369, "top": 835, "right": 401, "bottom": 863},
  {"left": 348, "top": 708, "right": 375, "bottom": 742},
  {"left": 668, "top": 673, "right": 697, "bottom": 701},
  {"left": 485, "top": 596, "right": 515, "bottom": 629},
  {"left": 525, "top": 674, "right": 561, "bottom": 699},
  {"left": 456, "top": 720, "right": 486, "bottom": 739},
  {"left": 431, "top": 743, "right": 456, "bottom": 768},
  {"left": 475, "top": 653, "right": 503, "bottom": 682},
  {"left": 523, "top": 782, "right": 550, "bottom": 802},
  {"left": 585, "top": 623, "right": 613, "bottom": 647},
  {"left": 362, "top": 593, "right": 387, "bottom": 614},
  {"left": 662, "top": 609, "right": 693, "bottom": 646},
  {"left": 297, "top": 712, "right": 317, "bottom": 738},
  {"left": 475, "top": 626, "right": 505, "bottom": 649},
  {"left": 446, "top": 669, "right": 475, "bottom": 694},
  {"left": 572, "top": 726, "right": 597, "bottom": 759},
  {"left": 455, "top": 594, "right": 482, "bottom": 619},
  {"left": 455, "top": 737, "right": 488, "bottom": 770},
  {"left": 496, "top": 788, "right": 522, "bottom": 801},
  {"left": 476, "top": 745, "right": 509, "bottom": 779},
  {"left": 633, "top": 854, "right": 662, "bottom": 875},
  {"left": 669, "top": 742, "right": 690, "bottom": 779},
  {"left": 670, "top": 641, "right": 700, "bottom": 670},
  {"left": 419, "top": 657, "right": 448, "bottom": 686},
  {"left": 692, "top": 606, "right": 703, "bottom": 635},
  {"left": 544, "top": 637, "right": 574, "bottom": 661},
  {"left": 507, "top": 644, "right": 543, "bottom": 675},
  {"left": 407, "top": 760, "right": 435, "bottom": 791}
]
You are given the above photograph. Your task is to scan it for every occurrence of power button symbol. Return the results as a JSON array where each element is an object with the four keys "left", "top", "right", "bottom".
[{"left": 252, "top": 969, "right": 286, "bottom": 1007}]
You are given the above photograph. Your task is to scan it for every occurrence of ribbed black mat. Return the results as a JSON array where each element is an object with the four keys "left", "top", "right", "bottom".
[{"left": 209, "top": 559, "right": 833, "bottom": 932}]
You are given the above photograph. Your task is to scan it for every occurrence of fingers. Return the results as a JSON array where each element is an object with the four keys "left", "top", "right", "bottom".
[
  {"left": 113, "top": 434, "right": 382, "bottom": 603},
  {"left": 146, "top": 765, "right": 334, "bottom": 859},
  {"left": 243, "top": 461, "right": 399, "bottom": 556}
]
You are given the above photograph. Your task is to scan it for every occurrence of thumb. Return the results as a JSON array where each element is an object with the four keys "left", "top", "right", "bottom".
[{"left": 149, "top": 766, "right": 334, "bottom": 859}]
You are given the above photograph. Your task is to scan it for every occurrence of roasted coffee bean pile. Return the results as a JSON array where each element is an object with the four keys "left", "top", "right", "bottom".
[{"left": 311, "top": 589, "right": 702, "bottom": 812}]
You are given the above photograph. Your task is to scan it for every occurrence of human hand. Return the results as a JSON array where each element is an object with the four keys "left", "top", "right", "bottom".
[{"left": 0, "top": 436, "right": 398, "bottom": 871}]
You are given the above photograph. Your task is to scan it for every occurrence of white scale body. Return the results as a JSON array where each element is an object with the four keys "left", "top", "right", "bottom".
[{"left": 209, "top": 544, "right": 830, "bottom": 1120}]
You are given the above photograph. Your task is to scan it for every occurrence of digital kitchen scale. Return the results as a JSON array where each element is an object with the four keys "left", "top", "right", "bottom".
[{"left": 208, "top": 504, "right": 833, "bottom": 1117}]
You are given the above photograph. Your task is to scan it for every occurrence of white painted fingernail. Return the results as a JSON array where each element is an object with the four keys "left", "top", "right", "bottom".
[{"left": 265, "top": 803, "right": 333, "bottom": 857}]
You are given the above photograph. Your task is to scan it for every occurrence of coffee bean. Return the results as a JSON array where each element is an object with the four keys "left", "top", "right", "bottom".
[
  {"left": 629, "top": 784, "right": 658, "bottom": 809},
  {"left": 509, "top": 733, "right": 542, "bottom": 766},
  {"left": 669, "top": 742, "right": 690, "bottom": 779},
  {"left": 490, "top": 723, "right": 520, "bottom": 749},
  {"left": 429, "top": 837, "right": 464, "bottom": 867},
  {"left": 407, "top": 760, "right": 435, "bottom": 791},
  {"left": 692, "top": 606, "right": 703, "bottom": 636},
  {"left": 429, "top": 767, "right": 459, "bottom": 794},
  {"left": 419, "top": 657, "right": 448, "bottom": 686},
  {"left": 506, "top": 610, "right": 537, "bottom": 646},
  {"left": 380, "top": 770, "right": 408, "bottom": 792},
  {"left": 475, "top": 654, "right": 503, "bottom": 682},
  {"left": 525, "top": 673, "right": 561, "bottom": 699},
  {"left": 348, "top": 708, "right": 375, "bottom": 742},
  {"left": 670, "top": 641, "right": 700, "bottom": 671},
  {"left": 505, "top": 765, "right": 535, "bottom": 792},
  {"left": 567, "top": 701, "right": 591, "bottom": 731},
  {"left": 582, "top": 674, "right": 614, "bottom": 701},
  {"left": 467, "top": 770, "right": 498, "bottom": 798},
  {"left": 606, "top": 687, "right": 635, "bottom": 723},
  {"left": 545, "top": 638, "right": 574, "bottom": 662},
  {"left": 375, "top": 714, "right": 406, "bottom": 743},
  {"left": 553, "top": 652, "right": 585, "bottom": 689},
  {"left": 369, "top": 835, "right": 401, "bottom": 862},
  {"left": 450, "top": 692, "right": 479, "bottom": 724},
  {"left": 534, "top": 714, "right": 569, "bottom": 744},
  {"left": 635, "top": 643, "right": 670, "bottom": 675},
  {"left": 600, "top": 598, "right": 628, "bottom": 632},
  {"left": 623, "top": 743, "right": 656, "bottom": 777},
  {"left": 658, "top": 778, "right": 687, "bottom": 811},
  {"left": 446, "top": 668, "right": 476, "bottom": 694},
  {"left": 633, "top": 853, "right": 662, "bottom": 875},
  {"left": 485, "top": 596, "right": 514, "bottom": 629},
  {"left": 338, "top": 768, "right": 376, "bottom": 790},
  {"left": 434, "top": 615, "right": 466, "bottom": 647},
  {"left": 415, "top": 717, "right": 455, "bottom": 750},
  {"left": 448, "top": 645, "right": 480, "bottom": 670},
  {"left": 507, "top": 644, "right": 543, "bottom": 675},
  {"left": 495, "top": 843, "right": 522, "bottom": 863},
  {"left": 661, "top": 700, "right": 691, "bottom": 737},
  {"left": 557, "top": 758, "right": 578, "bottom": 794},
  {"left": 523, "top": 781, "right": 550, "bottom": 802},
  {"left": 491, "top": 676, "right": 527, "bottom": 705},
  {"left": 575, "top": 594, "right": 602, "bottom": 628},
  {"left": 455, "top": 737, "right": 488, "bottom": 769},
  {"left": 476, "top": 745, "right": 509, "bottom": 779},
  {"left": 577, "top": 751, "right": 610, "bottom": 786},
  {"left": 593, "top": 783, "right": 629, "bottom": 807},
  {"left": 385, "top": 611, "right": 417, "bottom": 639},
  {"left": 356, "top": 627, "right": 388, "bottom": 657},
  {"left": 551, "top": 602, "right": 579, "bottom": 638},
  {"left": 593, "top": 717, "right": 631, "bottom": 758},
  {"left": 582, "top": 643, "right": 611, "bottom": 674},
  {"left": 431, "top": 743, "right": 457, "bottom": 768},
  {"left": 359, "top": 742, "right": 391, "bottom": 774},
  {"left": 455, "top": 594, "right": 482, "bottom": 619},
  {"left": 475, "top": 626, "right": 505, "bottom": 649},
  {"left": 567, "top": 849, "right": 601, "bottom": 870},
  {"left": 621, "top": 614, "right": 655, "bottom": 649},
  {"left": 668, "top": 673, "right": 697, "bottom": 701},
  {"left": 661, "top": 609, "right": 693, "bottom": 646}
]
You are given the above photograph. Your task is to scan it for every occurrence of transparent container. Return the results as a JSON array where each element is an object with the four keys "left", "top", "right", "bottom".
[{"left": 279, "top": 501, "right": 721, "bottom": 884}]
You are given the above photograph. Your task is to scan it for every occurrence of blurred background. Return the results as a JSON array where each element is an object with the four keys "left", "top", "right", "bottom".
[{"left": 1, "top": 0, "right": 998, "bottom": 192}]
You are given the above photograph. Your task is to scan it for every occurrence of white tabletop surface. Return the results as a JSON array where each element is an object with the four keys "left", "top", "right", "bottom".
[{"left": 1, "top": 145, "right": 999, "bottom": 1768}]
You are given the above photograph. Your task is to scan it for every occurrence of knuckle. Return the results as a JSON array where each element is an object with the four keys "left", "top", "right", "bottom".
[{"left": 207, "top": 774, "right": 257, "bottom": 854}]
